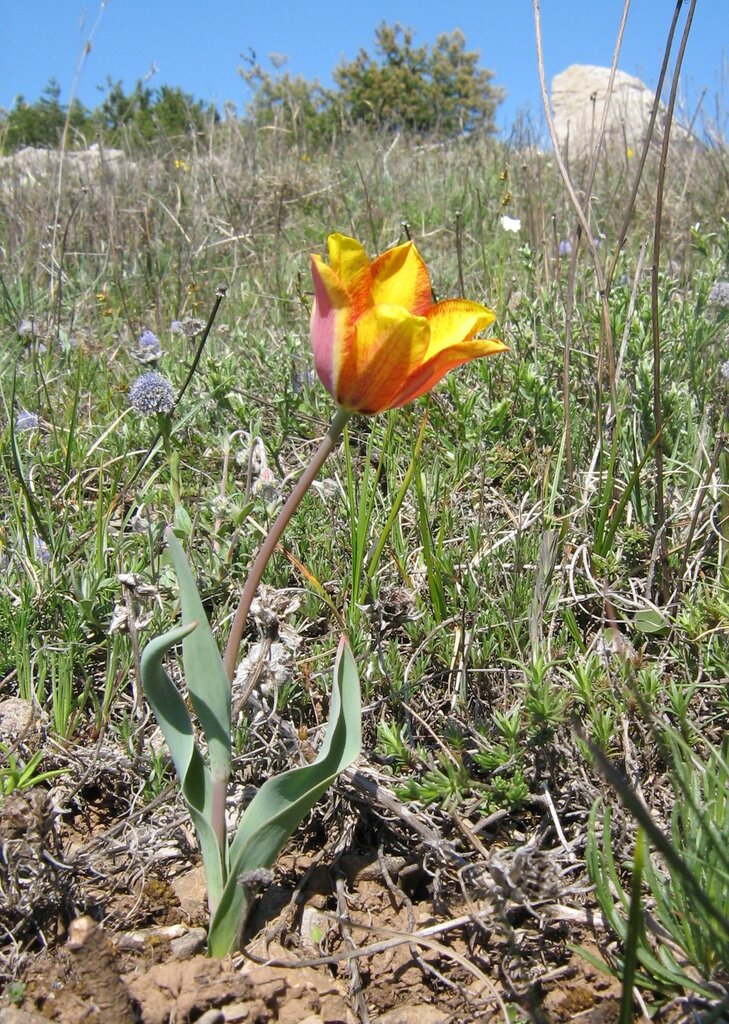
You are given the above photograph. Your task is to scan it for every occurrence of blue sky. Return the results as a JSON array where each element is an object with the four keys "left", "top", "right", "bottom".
[{"left": 1, "top": 1, "right": 726, "bottom": 136}]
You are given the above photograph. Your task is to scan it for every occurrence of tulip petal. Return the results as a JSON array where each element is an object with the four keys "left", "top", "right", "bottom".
[
  {"left": 370, "top": 242, "right": 432, "bottom": 316},
  {"left": 327, "top": 234, "right": 372, "bottom": 318},
  {"left": 310, "top": 255, "right": 352, "bottom": 397},
  {"left": 392, "top": 300, "right": 506, "bottom": 407},
  {"left": 337, "top": 304, "right": 429, "bottom": 414},
  {"left": 424, "top": 299, "right": 497, "bottom": 357},
  {"left": 394, "top": 337, "right": 507, "bottom": 408}
]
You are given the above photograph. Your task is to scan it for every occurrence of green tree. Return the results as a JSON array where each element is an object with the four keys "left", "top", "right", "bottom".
[
  {"left": 240, "top": 24, "right": 503, "bottom": 146},
  {"left": 1, "top": 79, "right": 91, "bottom": 152},
  {"left": 332, "top": 23, "right": 503, "bottom": 134},
  {"left": 93, "top": 78, "right": 149, "bottom": 140},
  {"left": 150, "top": 84, "right": 216, "bottom": 140},
  {"left": 94, "top": 80, "right": 215, "bottom": 147},
  {"left": 240, "top": 53, "right": 333, "bottom": 146}
]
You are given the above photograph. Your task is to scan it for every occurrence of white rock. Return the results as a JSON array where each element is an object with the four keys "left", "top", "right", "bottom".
[{"left": 550, "top": 64, "right": 692, "bottom": 158}]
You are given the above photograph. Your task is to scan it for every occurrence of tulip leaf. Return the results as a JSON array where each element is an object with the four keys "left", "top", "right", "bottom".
[
  {"left": 207, "top": 637, "right": 361, "bottom": 957},
  {"left": 633, "top": 609, "right": 670, "bottom": 636},
  {"left": 165, "top": 528, "right": 231, "bottom": 788},
  {"left": 140, "top": 621, "right": 225, "bottom": 912}
]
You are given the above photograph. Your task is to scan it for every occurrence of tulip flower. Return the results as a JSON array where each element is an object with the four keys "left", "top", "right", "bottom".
[
  {"left": 224, "top": 233, "right": 506, "bottom": 679},
  {"left": 310, "top": 233, "right": 506, "bottom": 414}
]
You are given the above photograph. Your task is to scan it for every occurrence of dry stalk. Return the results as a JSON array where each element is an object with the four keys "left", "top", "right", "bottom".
[
  {"left": 651, "top": 0, "right": 699, "bottom": 601},
  {"left": 605, "top": 0, "right": 687, "bottom": 291},
  {"left": 532, "top": 0, "right": 618, "bottom": 443}
]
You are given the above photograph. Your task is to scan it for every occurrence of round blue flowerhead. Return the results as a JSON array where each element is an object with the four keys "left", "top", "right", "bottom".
[
  {"left": 129, "top": 372, "right": 175, "bottom": 415},
  {"left": 709, "top": 281, "right": 729, "bottom": 309},
  {"left": 15, "top": 409, "right": 40, "bottom": 432},
  {"left": 139, "top": 329, "right": 161, "bottom": 352},
  {"left": 133, "top": 328, "right": 163, "bottom": 364}
]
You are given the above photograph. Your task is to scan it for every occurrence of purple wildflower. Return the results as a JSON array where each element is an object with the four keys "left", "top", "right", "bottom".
[
  {"left": 129, "top": 372, "right": 175, "bottom": 415},
  {"left": 15, "top": 410, "right": 39, "bottom": 433},
  {"left": 709, "top": 281, "right": 729, "bottom": 308}
]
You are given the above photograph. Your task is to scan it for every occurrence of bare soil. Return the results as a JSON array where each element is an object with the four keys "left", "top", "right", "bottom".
[
  {"left": 0, "top": 763, "right": 654, "bottom": 1024},
  {"left": 0, "top": 693, "right": 716, "bottom": 1023}
]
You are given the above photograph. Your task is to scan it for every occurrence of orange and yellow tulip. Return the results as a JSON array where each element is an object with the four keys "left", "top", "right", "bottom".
[{"left": 310, "top": 233, "right": 506, "bottom": 414}]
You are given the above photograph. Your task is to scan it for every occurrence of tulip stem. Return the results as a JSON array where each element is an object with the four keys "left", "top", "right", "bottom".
[{"left": 223, "top": 406, "right": 351, "bottom": 682}]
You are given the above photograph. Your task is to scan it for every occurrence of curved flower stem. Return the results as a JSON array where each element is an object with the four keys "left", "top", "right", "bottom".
[{"left": 223, "top": 406, "right": 351, "bottom": 682}]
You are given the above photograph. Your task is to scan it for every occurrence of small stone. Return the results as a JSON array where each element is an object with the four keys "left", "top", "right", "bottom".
[
  {"left": 117, "top": 924, "right": 187, "bottom": 950},
  {"left": 152, "top": 845, "right": 181, "bottom": 861},
  {"left": 0, "top": 697, "right": 36, "bottom": 741},
  {"left": 195, "top": 1011, "right": 225, "bottom": 1024},
  {"left": 170, "top": 864, "right": 208, "bottom": 921},
  {"left": 376, "top": 1008, "right": 445, "bottom": 1024},
  {"left": 299, "top": 906, "right": 331, "bottom": 954},
  {"left": 169, "top": 927, "right": 207, "bottom": 959},
  {"left": 0, "top": 1008, "right": 55, "bottom": 1024},
  {"left": 221, "top": 1002, "right": 252, "bottom": 1022}
]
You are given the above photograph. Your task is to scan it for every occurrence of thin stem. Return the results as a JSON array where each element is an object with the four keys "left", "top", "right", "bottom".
[
  {"left": 651, "top": 0, "right": 697, "bottom": 601},
  {"left": 606, "top": 1, "right": 685, "bottom": 293},
  {"left": 532, "top": 0, "right": 616, "bottom": 413},
  {"left": 223, "top": 406, "right": 351, "bottom": 681},
  {"left": 159, "top": 415, "right": 181, "bottom": 508},
  {"left": 125, "top": 286, "right": 227, "bottom": 493}
]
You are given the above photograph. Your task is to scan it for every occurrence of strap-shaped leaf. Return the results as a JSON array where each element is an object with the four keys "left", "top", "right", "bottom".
[
  {"left": 140, "top": 621, "right": 225, "bottom": 912},
  {"left": 207, "top": 637, "right": 361, "bottom": 957},
  {"left": 165, "top": 529, "right": 231, "bottom": 788}
]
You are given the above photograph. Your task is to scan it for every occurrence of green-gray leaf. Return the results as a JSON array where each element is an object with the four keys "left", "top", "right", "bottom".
[
  {"left": 207, "top": 637, "right": 361, "bottom": 957},
  {"left": 165, "top": 528, "right": 231, "bottom": 788},
  {"left": 140, "top": 621, "right": 225, "bottom": 911}
]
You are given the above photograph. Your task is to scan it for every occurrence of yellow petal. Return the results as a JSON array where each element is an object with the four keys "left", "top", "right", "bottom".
[
  {"left": 394, "top": 336, "right": 508, "bottom": 408},
  {"left": 392, "top": 300, "right": 506, "bottom": 407},
  {"left": 337, "top": 304, "right": 429, "bottom": 414},
  {"left": 424, "top": 299, "right": 497, "bottom": 358},
  {"left": 326, "top": 234, "right": 372, "bottom": 318},
  {"left": 370, "top": 241, "right": 432, "bottom": 316},
  {"left": 310, "top": 255, "right": 353, "bottom": 398}
]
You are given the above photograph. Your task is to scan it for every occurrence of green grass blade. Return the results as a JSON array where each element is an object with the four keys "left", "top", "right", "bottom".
[
  {"left": 588, "top": 739, "right": 729, "bottom": 947},
  {"left": 415, "top": 469, "right": 448, "bottom": 622},
  {"left": 599, "top": 431, "right": 660, "bottom": 557}
]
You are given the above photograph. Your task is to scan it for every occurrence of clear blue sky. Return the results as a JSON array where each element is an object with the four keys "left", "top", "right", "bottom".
[{"left": 1, "top": 1, "right": 726, "bottom": 136}]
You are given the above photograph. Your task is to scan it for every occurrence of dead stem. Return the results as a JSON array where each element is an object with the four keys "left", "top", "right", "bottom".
[
  {"left": 606, "top": 1, "right": 686, "bottom": 291},
  {"left": 651, "top": 0, "right": 698, "bottom": 601}
]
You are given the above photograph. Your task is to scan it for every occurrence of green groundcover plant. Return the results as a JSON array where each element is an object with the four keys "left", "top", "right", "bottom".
[{"left": 587, "top": 731, "right": 729, "bottom": 1003}]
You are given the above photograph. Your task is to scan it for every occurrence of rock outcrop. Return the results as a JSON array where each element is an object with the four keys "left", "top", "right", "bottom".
[
  {"left": 550, "top": 64, "right": 691, "bottom": 159},
  {"left": 0, "top": 143, "right": 129, "bottom": 187}
]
